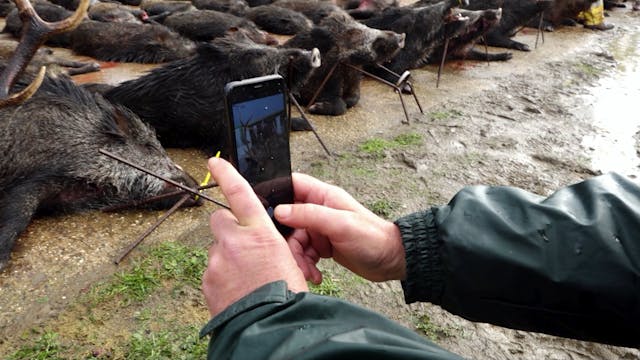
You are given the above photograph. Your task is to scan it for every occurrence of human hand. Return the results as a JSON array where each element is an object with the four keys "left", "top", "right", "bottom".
[
  {"left": 201, "top": 158, "right": 308, "bottom": 318},
  {"left": 274, "top": 173, "right": 406, "bottom": 284}
]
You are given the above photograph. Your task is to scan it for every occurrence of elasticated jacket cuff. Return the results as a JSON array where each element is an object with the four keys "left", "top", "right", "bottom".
[{"left": 395, "top": 208, "right": 444, "bottom": 305}]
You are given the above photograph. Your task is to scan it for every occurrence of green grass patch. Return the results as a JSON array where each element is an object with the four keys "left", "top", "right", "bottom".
[
  {"left": 309, "top": 275, "right": 343, "bottom": 297},
  {"left": 125, "top": 325, "right": 208, "bottom": 360},
  {"left": 367, "top": 199, "right": 397, "bottom": 219},
  {"left": 414, "top": 314, "right": 457, "bottom": 341},
  {"left": 359, "top": 138, "right": 391, "bottom": 157},
  {"left": 93, "top": 242, "right": 207, "bottom": 304},
  {"left": 429, "top": 110, "right": 463, "bottom": 121},
  {"left": 9, "top": 331, "right": 65, "bottom": 360},
  {"left": 359, "top": 132, "right": 423, "bottom": 158},
  {"left": 575, "top": 62, "right": 601, "bottom": 78},
  {"left": 393, "top": 133, "right": 423, "bottom": 146}
]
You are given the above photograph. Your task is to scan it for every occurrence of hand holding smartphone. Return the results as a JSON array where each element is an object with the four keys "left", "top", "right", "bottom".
[{"left": 224, "top": 74, "right": 294, "bottom": 236}]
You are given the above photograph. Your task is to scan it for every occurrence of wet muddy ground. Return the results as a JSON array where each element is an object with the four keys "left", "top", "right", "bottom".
[{"left": 1, "top": 6, "right": 640, "bottom": 360}]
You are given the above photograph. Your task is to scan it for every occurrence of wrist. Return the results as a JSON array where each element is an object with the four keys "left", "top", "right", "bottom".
[{"left": 381, "top": 220, "right": 406, "bottom": 281}]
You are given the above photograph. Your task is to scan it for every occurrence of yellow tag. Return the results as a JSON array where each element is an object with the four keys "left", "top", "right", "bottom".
[{"left": 195, "top": 151, "right": 219, "bottom": 201}]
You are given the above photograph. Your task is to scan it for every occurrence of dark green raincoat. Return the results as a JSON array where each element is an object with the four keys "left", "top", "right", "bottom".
[{"left": 201, "top": 172, "right": 640, "bottom": 358}]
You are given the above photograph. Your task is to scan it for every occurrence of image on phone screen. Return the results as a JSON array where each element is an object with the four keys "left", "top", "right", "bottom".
[{"left": 229, "top": 88, "right": 294, "bottom": 236}]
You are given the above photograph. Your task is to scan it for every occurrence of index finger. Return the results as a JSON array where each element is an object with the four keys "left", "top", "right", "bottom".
[
  {"left": 208, "top": 157, "right": 269, "bottom": 223},
  {"left": 291, "top": 173, "right": 366, "bottom": 212}
]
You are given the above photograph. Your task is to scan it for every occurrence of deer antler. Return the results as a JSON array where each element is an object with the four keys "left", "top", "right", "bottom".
[{"left": 0, "top": 0, "right": 90, "bottom": 106}]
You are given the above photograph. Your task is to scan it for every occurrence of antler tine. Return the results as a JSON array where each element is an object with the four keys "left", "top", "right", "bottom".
[
  {"left": 0, "top": 0, "right": 90, "bottom": 103},
  {"left": 0, "top": 65, "right": 45, "bottom": 107}
]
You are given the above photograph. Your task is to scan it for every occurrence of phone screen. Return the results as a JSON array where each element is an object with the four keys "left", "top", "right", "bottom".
[{"left": 226, "top": 76, "right": 294, "bottom": 236}]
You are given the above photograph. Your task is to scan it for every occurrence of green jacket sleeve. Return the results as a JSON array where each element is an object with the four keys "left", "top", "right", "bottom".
[
  {"left": 200, "top": 281, "right": 464, "bottom": 360},
  {"left": 396, "top": 172, "right": 640, "bottom": 347}
]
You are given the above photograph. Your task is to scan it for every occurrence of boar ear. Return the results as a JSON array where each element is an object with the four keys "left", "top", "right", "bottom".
[{"left": 114, "top": 108, "right": 131, "bottom": 135}]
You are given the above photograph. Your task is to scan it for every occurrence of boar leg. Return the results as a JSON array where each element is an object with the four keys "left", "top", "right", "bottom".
[
  {"left": 307, "top": 70, "right": 348, "bottom": 115},
  {"left": 342, "top": 69, "right": 362, "bottom": 109},
  {"left": 0, "top": 181, "right": 53, "bottom": 271},
  {"left": 483, "top": 32, "right": 531, "bottom": 51},
  {"left": 463, "top": 48, "right": 513, "bottom": 61}
]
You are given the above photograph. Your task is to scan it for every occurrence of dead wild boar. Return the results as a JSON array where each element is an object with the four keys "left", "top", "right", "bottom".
[
  {"left": 526, "top": 0, "right": 595, "bottom": 31},
  {"left": 3, "top": 1, "right": 77, "bottom": 48},
  {"left": 70, "top": 20, "right": 197, "bottom": 63},
  {"left": 104, "top": 31, "right": 321, "bottom": 157},
  {"left": 140, "top": 0, "right": 196, "bottom": 20},
  {"left": 284, "top": 11, "right": 405, "bottom": 115},
  {"left": 271, "top": 0, "right": 348, "bottom": 24},
  {"left": 427, "top": 7, "right": 513, "bottom": 63},
  {"left": 0, "top": 39, "right": 101, "bottom": 76},
  {"left": 362, "top": 0, "right": 468, "bottom": 83},
  {"left": 162, "top": 9, "right": 278, "bottom": 44},
  {"left": 336, "top": 0, "right": 399, "bottom": 19},
  {"left": 244, "top": 4, "right": 314, "bottom": 35},
  {"left": 88, "top": 1, "right": 150, "bottom": 23},
  {"left": 460, "top": 0, "right": 554, "bottom": 51},
  {"left": 0, "top": 74, "right": 200, "bottom": 271}
]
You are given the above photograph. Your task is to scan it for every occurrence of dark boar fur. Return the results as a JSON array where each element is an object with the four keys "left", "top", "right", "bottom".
[
  {"left": 363, "top": 0, "right": 469, "bottom": 81},
  {"left": 244, "top": 4, "right": 314, "bottom": 35},
  {"left": 427, "top": 8, "right": 513, "bottom": 63},
  {"left": 48, "top": 0, "right": 84, "bottom": 11},
  {"left": 246, "top": 0, "right": 274, "bottom": 6},
  {"left": 191, "top": 0, "right": 249, "bottom": 15},
  {"left": 162, "top": 9, "right": 278, "bottom": 44},
  {"left": 0, "top": 74, "right": 200, "bottom": 271},
  {"left": 284, "top": 11, "right": 405, "bottom": 115},
  {"left": 0, "top": 0, "right": 15, "bottom": 17},
  {"left": 69, "top": 20, "right": 197, "bottom": 63},
  {"left": 103, "top": 32, "right": 320, "bottom": 157},
  {"left": 3, "top": 2, "right": 76, "bottom": 48}
]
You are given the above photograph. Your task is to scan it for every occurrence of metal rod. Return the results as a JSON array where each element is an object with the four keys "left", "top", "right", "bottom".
[
  {"left": 99, "top": 149, "right": 230, "bottom": 210},
  {"left": 343, "top": 63, "right": 411, "bottom": 124},
  {"left": 114, "top": 194, "right": 190, "bottom": 264},
  {"left": 482, "top": 36, "right": 490, "bottom": 67},
  {"left": 289, "top": 93, "right": 332, "bottom": 157},
  {"left": 535, "top": 12, "right": 544, "bottom": 49},
  {"left": 396, "top": 89, "right": 410, "bottom": 124},
  {"left": 101, "top": 189, "right": 186, "bottom": 212},
  {"left": 376, "top": 64, "right": 423, "bottom": 113},
  {"left": 306, "top": 62, "right": 339, "bottom": 110},
  {"left": 437, "top": 37, "right": 449, "bottom": 89},
  {"left": 101, "top": 182, "right": 219, "bottom": 212}
]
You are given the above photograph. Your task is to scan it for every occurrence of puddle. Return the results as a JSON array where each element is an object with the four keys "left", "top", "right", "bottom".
[{"left": 582, "top": 57, "right": 640, "bottom": 179}]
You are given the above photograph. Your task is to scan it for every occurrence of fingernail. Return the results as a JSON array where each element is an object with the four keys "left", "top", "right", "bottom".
[{"left": 274, "top": 205, "right": 291, "bottom": 219}]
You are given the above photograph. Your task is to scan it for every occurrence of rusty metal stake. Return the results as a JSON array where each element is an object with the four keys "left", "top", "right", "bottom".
[
  {"left": 306, "top": 62, "right": 339, "bottom": 111},
  {"left": 535, "top": 12, "right": 545, "bottom": 49},
  {"left": 114, "top": 194, "right": 190, "bottom": 264},
  {"left": 342, "top": 63, "right": 411, "bottom": 124},
  {"left": 437, "top": 37, "right": 450, "bottom": 89},
  {"left": 289, "top": 93, "right": 332, "bottom": 157},
  {"left": 375, "top": 64, "right": 424, "bottom": 114},
  {"left": 99, "top": 149, "right": 230, "bottom": 210},
  {"left": 100, "top": 181, "right": 219, "bottom": 212},
  {"left": 482, "top": 36, "right": 490, "bottom": 66}
]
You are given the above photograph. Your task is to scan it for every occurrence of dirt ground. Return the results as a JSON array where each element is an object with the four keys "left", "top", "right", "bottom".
[{"left": 1, "top": 5, "right": 640, "bottom": 360}]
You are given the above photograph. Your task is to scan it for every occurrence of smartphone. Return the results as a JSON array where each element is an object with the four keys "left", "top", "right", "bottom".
[{"left": 224, "top": 74, "right": 294, "bottom": 236}]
